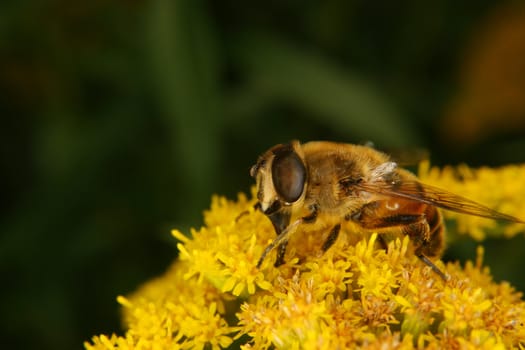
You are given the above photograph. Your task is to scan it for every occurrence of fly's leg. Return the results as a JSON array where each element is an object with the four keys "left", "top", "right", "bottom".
[
  {"left": 272, "top": 205, "right": 318, "bottom": 267},
  {"left": 274, "top": 240, "right": 288, "bottom": 267},
  {"left": 322, "top": 224, "right": 341, "bottom": 252},
  {"left": 403, "top": 221, "right": 449, "bottom": 281},
  {"left": 354, "top": 208, "right": 448, "bottom": 280},
  {"left": 258, "top": 205, "right": 320, "bottom": 268}
]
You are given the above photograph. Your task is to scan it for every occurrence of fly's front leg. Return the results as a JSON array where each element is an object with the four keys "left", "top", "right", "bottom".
[
  {"left": 271, "top": 204, "right": 341, "bottom": 266},
  {"left": 259, "top": 204, "right": 319, "bottom": 268},
  {"left": 274, "top": 240, "right": 289, "bottom": 267}
]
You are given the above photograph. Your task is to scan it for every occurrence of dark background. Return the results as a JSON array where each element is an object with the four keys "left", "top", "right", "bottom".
[{"left": 2, "top": 1, "right": 525, "bottom": 349}]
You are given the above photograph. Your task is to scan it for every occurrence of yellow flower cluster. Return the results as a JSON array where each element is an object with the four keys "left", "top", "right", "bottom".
[{"left": 85, "top": 164, "right": 525, "bottom": 350}]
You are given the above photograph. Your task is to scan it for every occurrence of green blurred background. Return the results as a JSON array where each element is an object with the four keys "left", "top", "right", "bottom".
[{"left": 2, "top": 1, "right": 525, "bottom": 349}]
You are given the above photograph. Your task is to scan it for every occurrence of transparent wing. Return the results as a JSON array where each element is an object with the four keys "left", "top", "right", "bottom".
[{"left": 355, "top": 179, "right": 525, "bottom": 223}]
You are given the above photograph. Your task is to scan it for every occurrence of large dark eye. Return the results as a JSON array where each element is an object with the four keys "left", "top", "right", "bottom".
[{"left": 272, "top": 149, "right": 306, "bottom": 203}]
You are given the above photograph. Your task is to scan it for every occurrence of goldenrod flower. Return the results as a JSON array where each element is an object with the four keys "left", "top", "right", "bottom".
[{"left": 85, "top": 164, "right": 525, "bottom": 349}]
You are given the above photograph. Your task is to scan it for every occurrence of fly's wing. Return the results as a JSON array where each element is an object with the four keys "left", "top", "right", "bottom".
[{"left": 355, "top": 178, "right": 525, "bottom": 223}]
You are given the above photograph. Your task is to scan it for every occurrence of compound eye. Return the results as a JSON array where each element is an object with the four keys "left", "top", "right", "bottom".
[{"left": 271, "top": 150, "right": 306, "bottom": 203}]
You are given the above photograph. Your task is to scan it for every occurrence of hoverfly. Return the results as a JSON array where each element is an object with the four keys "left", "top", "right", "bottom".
[{"left": 250, "top": 141, "right": 524, "bottom": 279}]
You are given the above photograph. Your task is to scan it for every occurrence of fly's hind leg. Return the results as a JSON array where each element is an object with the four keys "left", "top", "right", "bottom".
[
  {"left": 403, "top": 221, "right": 449, "bottom": 281},
  {"left": 354, "top": 206, "right": 448, "bottom": 281},
  {"left": 417, "top": 254, "right": 448, "bottom": 280}
]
